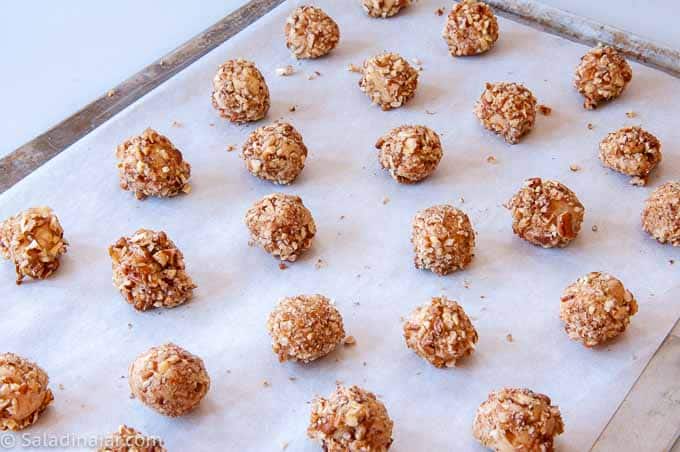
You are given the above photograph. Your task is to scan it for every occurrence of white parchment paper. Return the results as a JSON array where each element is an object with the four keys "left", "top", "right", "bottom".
[{"left": 1, "top": 1, "right": 679, "bottom": 450}]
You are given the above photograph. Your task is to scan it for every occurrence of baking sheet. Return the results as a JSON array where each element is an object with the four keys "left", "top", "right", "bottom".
[{"left": 1, "top": 1, "right": 679, "bottom": 450}]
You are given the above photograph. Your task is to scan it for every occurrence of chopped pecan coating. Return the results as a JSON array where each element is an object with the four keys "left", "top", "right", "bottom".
[
  {"left": 376, "top": 125, "right": 443, "bottom": 183},
  {"left": 641, "top": 181, "right": 680, "bottom": 246},
  {"left": 98, "top": 425, "right": 166, "bottom": 452},
  {"left": 285, "top": 6, "right": 340, "bottom": 59},
  {"left": 359, "top": 52, "right": 418, "bottom": 110},
  {"left": 599, "top": 126, "right": 661, "bottom": 186},
  {"left": 475, "top": 82, "right": 537, "bottom": 144},
  {"left": 0, "top": 353, "right": 53, "bottom": 431},
  {"left": 442, "top": 0, "right": 499, "bottom": 56},
  {"left": 212, "top": 59, "right": 270, "bottom": 123},
  {"left": 242, "top": 121, "right": 308, "bottom": 184},
  {"left": 574, "top": 45, "right": 632, "bottom": 110}
]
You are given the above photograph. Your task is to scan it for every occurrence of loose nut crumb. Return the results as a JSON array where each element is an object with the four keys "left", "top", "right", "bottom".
[
  {"left": 263, "top": 380, "right": 270, "bottom": 387},
  {"left": 343, "top": 336, "right": 357, "bottom": 346},
  {"left": 537, "top": 104, "right": 552, "bottom": 116},
  {"left": 587, "top": 123, "right": 594, "bottom": 130},
  {"left": 276, "top": 65, "right": 295, "bottom": 76},
  {"left": 382, "top": 197, "right": 390, "bottom": 205},
  {"left": 569, "top": 164, "right": 581, "bottom": 172},
  {"left": 506, "top": 334, "right": 514, "bottom": 342},
  {"left": 107, "top": 89, "right": 116, "bottom": 97},
  {"left": 486, "top": 155, "right": 497, "bottom": 164},
  {"left": 226, "top": 144, "right": 236, "bottom": 152},
  {"left": 279, "top": 262, "right": 288, "bottom": 270},
  {"left": 288, "top": 105, "right": 297, "bottom": 112},
  {"left": 347, "top": 63, "right": 362, "bottom": 73},
  {"left": 307, "top": 71, "right": 321, "bottom": 80},
  {"left": 626, "top": 111, "right": 636, "bottom": 118},
  {"left": 435, "top": 7, "right": 445, "bottom": 16},
  {"left": 171, "top": 120, "right": 183, "bottom": 128},
  {"left": 592, "top": 225, "right": 599, "bottom": 232},
  {"left": 315, "top": 258, "right": 326, "bottom": 270}
]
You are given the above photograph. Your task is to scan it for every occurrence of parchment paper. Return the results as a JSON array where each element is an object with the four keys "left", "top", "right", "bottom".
[{"left": 1, "top": 1, "right": 679, "bottom": 450}]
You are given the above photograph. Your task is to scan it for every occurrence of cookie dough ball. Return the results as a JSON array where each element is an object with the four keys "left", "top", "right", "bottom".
[
  {"left": 129, "top": 343, "right": 210, "bottom": 417},
  {"left": 267, "top": 294, "right": 345, "bottom": 363},
  {"left": 116, "top": 128, "right": 192, "bottom": 200},
  {"left": 403, "top": 297, "right": 478, "bottom": 368},
  {"left": 99, "top": 425, "right": 166, "bottom": 452},
  {"left": 242, "top": 122, "right": 308, "bottom": 184},
  {"left": 285, "top": 6, "right": 340, "bottom": 59},
  {"left": 560, "top": 272, "right": 638, "bottom": 347},
  {"left": 211, "top": 59, "right": 270, "bottom": 123},
  {"left": 375, "top": 125, "right": 443, "bottom": 183},
  {"left": 0, "top": 353, "right": 53, "bottom": 431},
  {"left": 308, "top": 385, "right": 393, "bottom": 452},
  {"left": 245, "top": 193, "right": 316, "bottom": 262},
  {"left": 108, "top": 229, "right": 196, "bottom": 311},
  {"left": 642, "top": 181, "right": 680, "bottom": 246},
  {"left": 412, "top": 205, "right": 475, "bottom": 275},
  {"left": 361, "top": 0, "right": 410, "bottom": 18},
  {"left": 574, "top": 45, "right": 632, "bottom": 110},
  {"left": 0, "top": 207, "right": 68, "bottom": 284},
  {"left": 474, "top": 82, "right": 537, "bottom": 144},
  {"left": 507, "top": 178, "right": 585, "bottom": 248},
  {"left": 359, "top": 52, "right": 419, "bottom": 110},
  {"left": 473, "top": 388, "right": 564, "bottom": 452},
  {"left": 599, "top": 126, "right": 662, "bottom": 186},
  {"left": 442, "top": 0, "right": 499, "bottom": 57}
]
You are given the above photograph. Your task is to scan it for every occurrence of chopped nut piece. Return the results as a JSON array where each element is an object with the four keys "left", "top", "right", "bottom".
[
  {"left": 308, "top": 385, "right": 393, "bottom": 451},
  {"left": 382, "top": 197, "right": 390, "bottom": 205},
  {"left": 569, "top": 164, "right": 581, "bottom": 172},
  {"left": 279, "top": 262, "right": 288, "bottom": 270},
  {"left": 226, "top": 144, "right": 236, "bottom": 152},
  {"left": 599, "top": 126, "right": 661, "bottom": 186},
  {"left": 560, "top": 272, "right": 638, "bottom": 347},
  {"left": 507, "top": 178, "right": 585, "bottom": 248},
  {"left": 347, "top": 63, "right": 362, "bottom": 73},
  {"left": 129, "top": 343, "right": 210, "bottom": 417},
  {"left": 475, "top": 82, "right": 537, "bottom": 144},
  {"left": 0, "top": 353, "right": 53, "bottom": 431},
  {"left": 276, "top": 65, "right": 295, "bottom": 76},
  {"left": 361, "top": 0, "right": 410, "bottom": 18},
  {"left": 285, "top": 6, "right": 340, "bottom": 59},
  {"left": 403, "top": 297, "right": 478, "bottom": 368},
  {"left": 587, "top": 123, "right": 594, "bottom": 130},
  {"left": 262, "top": 380, "right": 271, "bottom": 388},
  {"left": 0, "top": 207, "right": 68, "bottom": 284},
  {"left": 592, "top": 225, "right": 599, "bottom": 232},
  {"left": 98, "top": 425, "right": 166, "bottom": 452},
  {"left": 574, "top": 45, "right": 632, "bottom": 109},
  {"left": 288, "top": 105, "right": 297, "bottom": 112},
  {"left": 486, "top": 155, "right": 497, "bottom": 164},
  {"left": 473, "top": 388, "right": 564, "bottom": 451},
  {"left": 212, "top": 59, "right": 270, "bottom": 123},
  {"left": 442, "top": 0, "right": 499, "bottom": 57},
  {"left": 537, "top": 104, "right": 552, "bottom": 115},
  {"left": 375, "top": 125, "right": 443, "bottom": 183},
  {"left": 506, "top": 334, "right": 513, "bottom": 342},
  {"left": 107, "top": 89, "right": 116, "bottom": 97},
  {"left": 412, "top": 205, "right": 476, "bottom": 275},
  {"left": 641, "top": 181, "right": 680, "bottom": 246},
  {"left": 359, "top": 52, "right": 418, "bottom": 111},
  {"left": 626, "top": 111, "right": 636, "bottom": 118},
  {"left": 435, "top": 7, "right": 445, "bottom": 16},
  {"left": 116, "top": 128, "right": 191, "bottom": 200},
  {"left": 343, "top": 336, "right": 357, "bottom": 346},
  {"left": 315, "top": 258, "right": 327, "bottom": 269},
  {"left": 267, "top": 294, "right": 345, "bottom": 363}
]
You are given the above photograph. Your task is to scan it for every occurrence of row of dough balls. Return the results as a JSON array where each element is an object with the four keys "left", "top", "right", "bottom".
[{"left": 2, "top": 176, "right": 678, "bottom": 286}]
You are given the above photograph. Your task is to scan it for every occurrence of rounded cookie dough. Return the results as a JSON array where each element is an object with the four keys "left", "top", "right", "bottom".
[
  {"left": 473, "top": 388, "right": 564, "bottom": 452},
  {"left": 442, "top": 0, "right": 499, "bottom": 57},
  {"left": 574, "top": 45, "right": 632, "bottom": 110},
  {"left": 129, "top": 343, "right": 210, "bottom": 417},
  {"left": 242, "top": 122, "right": 308, "bottom": 184},
  {"left": 403, "top": 296, "right": 478, "bottom": 368},
  {"left": 506, "top": 177, "right": 585, "bottom": 248},
  {"left": 641, "top": 181, "right": 680, "bottom": 246},
  {"left": 361, "top": 0, "right": 410, "bottom": 18},
  {"left": 599, "top": 126, "right": 661, "bottom": 186},
  {"left": 211, "top": 59, "right": 270, "bottom": 123},
  {"left": 411, "top": 205, "right": 476, "bottom": 275},
  {"left": 108, "top": 229, "right": 196, "bottom": 312},
  {"left": 99, "top": 425, "right": 166, "bottom": 452},
  {"left": 308, "top": 384, "right": 393, "bottom": 452},
  {"left": 267, "top": 294, "right": 345, "bottom": 363},
  {"left": 245, "top": 193, "right": 316, "bottom": 262},
  {"left": 116, "top": 128, "right": 192, "bottom": 200},
  {"left": 0, "top": 353, "right": 54, "bottom": 431},
  {"left": 285, "top": 6, "right": 340, "bottom": 59},
  {"left": 560, "top": 272, "right": 638, "bottom": 347},
  {"left": 474, "top": 82, "right": 537, "bottom": 144},
  {"left": 359, "top": 52, "right": 418, "bottom": 111},
  {"left": 375, "top": 125, "right": 443, "bottom": 183},
  {"left": 0, "top": 207, "right": 68, "bottom": 284}
]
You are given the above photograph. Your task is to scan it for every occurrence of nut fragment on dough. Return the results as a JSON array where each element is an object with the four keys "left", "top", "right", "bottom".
[
  {"left": 0, "top": 353, "right": 53, "bottom": 431},
  {"left": 242, "top": 122, "right": 308, "bottom": 184},
  {"left": 211, "top": 59, "right": 270, "bottom": 123},
  {"left": 474, "top": 82, "right": 537, "bottom": 144},
  {"left": 641, "top": 181, "right": 680, "bottom": 246},
  {"left": 442, "top": 0, "right": 499, "bottom": 56},
  {"left": 0, "top": 207, "right": 68, "bottom": 284},
  {"left": 285, "top": 6, "right": 340, "bottom": 59},
  {"left": 599, "top": 126, "right": 661, "bottom": 186},
  {"left": 360, "top": 0, "right": 410, "bottom": 18},
  {"left": 574, "top": 45, "right": 632, "bottom": 110},
  {"left": 129, "top": 343, "right": 210, "bottom": 417},
  {"left": 359, "top": 52, "right": 419, "bottom": 110},
  {"left": 98, "top": 425, "right": 166, "bottom": 452}
]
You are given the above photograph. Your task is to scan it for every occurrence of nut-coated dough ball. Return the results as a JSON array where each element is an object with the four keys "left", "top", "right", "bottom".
[
  {"left": 473, "top": 388, "right": 564, "bottom": 452},
  {"left": 285, "top": 6, "right": 340, "bottom": 59},
  {"left": 108, "top": 229, "right": 196, "bottom": 311},
  {"left": 361, "top": 0, "right": 410, "bottom": 18},
  {"left": 0, "top": 353, "right": 54, "bottom": 431},
  {"left": 129, "top": 343, "right": 210, "bottom": 417},
  {"left": 0, "top": 207, "right": 68, "bottom": 284},
  {"left": 308, "top": 385, "right": 393, "bottom": 452},
  {"left": 99, "top": 425, "right": 166, "bottom": 452},
  {"left": 442, "top": 0, "right": 499, "bottom": 57},
  {"left": 574, "top": 45, "right": 632, "bottom": 110},
  {"left": 267, "top": 294, "right": 345, "bottom": 363},
  {"left": 403, "top": 296, "right": 478, "bottom": 368},
  {"left": 599, "top": 126, "right": 661, "bottom": 186},
  {"left": 116, "top": 128, "right": 192, "bottom": 200},
  {"left": 359, "top": 52, "right": 419, "bottom": 110},
  {"left": 242, "top": 122, "right": 308, "bottom": 184},
  {"left": 375, "top": 125, "right": 443, "bottom": 183},
  {"left": 641, "top": 181, "right": 680, "bottom": 246},
  {"left": 412, "top": 205, "right": 475, "bottom": 275},
  {"left": 245, "top": 193, "right": 316, "bottom": 262},
  {"left": 560, "top": 272, "right": 638, "bottom": 347},
  {"left": 211, "top": 59, "right": 270, "bottom": 123},
  {"left": 507, "top": 178, "right": 584, "bottom": 248},
  {"left": 475, "top": 82, "right": 537, "bottom": 144}
]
